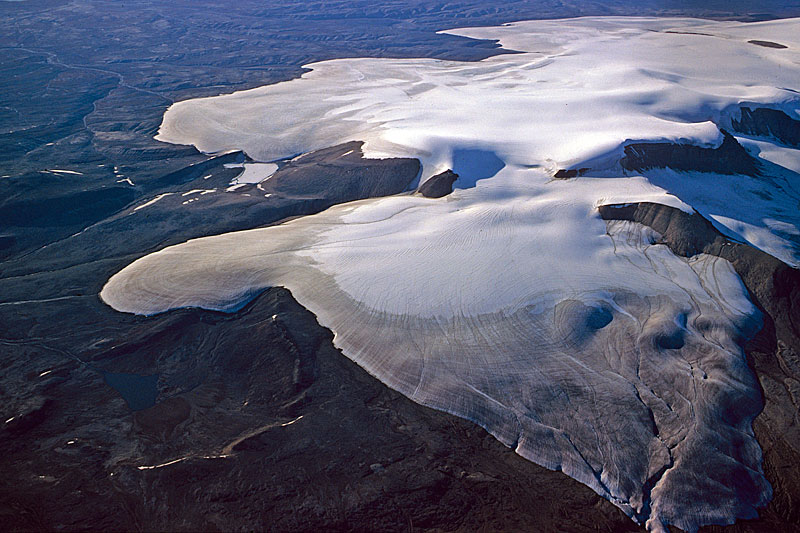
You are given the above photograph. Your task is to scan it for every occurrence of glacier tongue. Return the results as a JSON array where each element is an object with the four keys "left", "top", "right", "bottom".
[
  {"left": 101, "top": 170, "right": 769, "bottom": 532},
  {"left": 102, "top": 16, "right": 800, "bottom": 532}
]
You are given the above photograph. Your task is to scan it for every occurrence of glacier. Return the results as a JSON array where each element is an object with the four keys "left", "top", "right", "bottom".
[{"left": 101, "top": 17, "right": 800, "bottom": 532}]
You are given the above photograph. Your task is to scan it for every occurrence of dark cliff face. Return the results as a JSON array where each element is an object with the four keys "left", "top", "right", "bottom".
[
  {"left": 730, "top": 107, "right": 800, "bottom": 148},
  {"left": 599, "top": 202, "right": 800, "bottom": 530},
  {"left": 417, "top": 169, "right": 459, "bottom": 198},
  {"left": 620, "top": 131, "right": 759, "bottom": 175},
  {"left": 261, "top": 141, "right": 420, "bottom": 202},
  {"left": 748, "top": 40, "right": 789, "bottom": 49},
  {"left": 554, "top": 167, "right": 590, "bottom": 179}
]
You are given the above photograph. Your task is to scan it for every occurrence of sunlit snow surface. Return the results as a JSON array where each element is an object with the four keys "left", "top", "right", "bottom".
[
  {"left": 224, "top": 162, "right": 278, "bottom": 185},
  {"left": 102, "top": 17, "right": 800, "bottom": 532}
]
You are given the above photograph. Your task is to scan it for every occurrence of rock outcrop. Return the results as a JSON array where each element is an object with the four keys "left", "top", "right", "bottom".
[
  {"left": 729, "top": 107, "right": 800, "bottom": 148},
  {"left": 261, "top": 141, "right": 420, "bottom": 203},
  {"left": 417, "top": 169, "right": 459, "bottom": 198},
  {"left": 620, "top": 131, "right": 759, "bottom": 175}
]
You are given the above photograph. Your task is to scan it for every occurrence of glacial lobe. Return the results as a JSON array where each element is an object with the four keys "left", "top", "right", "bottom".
[{"left": 103, "top": 16, "right": 800, "bottom": 532}]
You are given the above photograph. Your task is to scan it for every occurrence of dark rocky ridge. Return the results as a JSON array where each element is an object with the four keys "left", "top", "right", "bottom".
[
  {"left": 555, "top": 106, "right": 799, "bottom": 179},
  {"left": 620, "top": 131, "right": 759, "bottom": 175},
  {"left": 748, "top": 40, "right": 789, "bottom": 49},
  {"left": 554, "top": 167, "right": 590, "bottom": 179},
  {"left": 417, "top": 169, "right": 459, "bottom": 198},
  {"left": 730, "top": 107, "right": 800, "bottom": 148},
  {"left": 599, "top": 202, "right": 800, "bottom": 531},
  {"left": 261, "top": 141, "right": 420, "bottom": 201}
]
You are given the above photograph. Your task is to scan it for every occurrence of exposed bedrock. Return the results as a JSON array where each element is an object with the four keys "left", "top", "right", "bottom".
[
  {"left": 600, "top": 202, "right": 800, "bottom": 528},
  {"left": 260, "top": 141, "right": 420, "bottom": 202},
  {"left": 554, "top": 167, "right": 590, "bottom": 179},
  {"left": 620, "top": 131, "right": 759, "bottom": 175},
  {"left": 417, "top": 169, "right": 459, "bottom": 198},
  {"left": 748, "top": 40, "right": 789, "bottom": 49},
  {"left": 728, "top": 107, "right": 800, "bottom": 148}
]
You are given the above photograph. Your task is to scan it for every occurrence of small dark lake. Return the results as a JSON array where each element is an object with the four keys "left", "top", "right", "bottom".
[{"left": 103, "top": 372, "right": 159, "bottom": 411}]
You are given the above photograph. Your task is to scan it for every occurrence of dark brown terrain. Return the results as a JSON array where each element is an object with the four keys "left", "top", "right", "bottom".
[{"left": 1, "top": 287, "right": 641, "bottom": 532}]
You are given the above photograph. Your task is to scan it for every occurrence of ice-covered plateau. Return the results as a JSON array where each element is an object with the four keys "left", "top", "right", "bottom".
[{"left": 101, "top": 17, "right": 800, "bottom": 532}]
